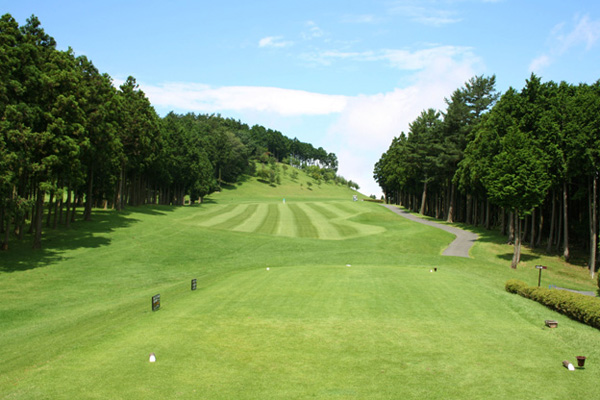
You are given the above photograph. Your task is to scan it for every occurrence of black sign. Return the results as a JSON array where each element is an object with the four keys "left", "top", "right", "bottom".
[
  {"left": 152, "top": 294, "right": 160, "bottom": 311},
  {"left": 191, "top": 279, "right": 197, "bottom": 291}
]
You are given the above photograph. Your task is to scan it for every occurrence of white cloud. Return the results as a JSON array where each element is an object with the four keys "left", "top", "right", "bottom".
[
  {"left": 382, "top": 46, "right": 477, "bottom": 70},
  {"left": 558, "top": 15, "right": 600, "bottom": 52},
  {"left": 389, "top": 2, "right": 461, "bottom": 26},
  {"left": 302, "top": 21, "right": 324, "bottom": 39},
  {"left": 530, "top": 14, "right": 600, "bottom": 73},
  {"left": 258, "top": 36, "right": 293, "bottom": 48},
  {"left": 327, "top": 48, "right": 480, "bottom": 197},
  {"left": 140, "top": 83, "right": 347, "bottom": 116},
  {"left": 137, "top": 44, "right": 480, "bottom": 197},
  {"left": 301, "top": 45, "right": 478, "bottom": 71},
  {"left": 528, "top": 55, "right": 552, "bottom": 74},
  {"left": 341, "top": 14, "right": 379, "bottom": 24}
]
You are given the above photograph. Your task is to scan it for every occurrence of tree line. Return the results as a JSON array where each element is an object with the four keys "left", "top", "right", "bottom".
[
  {"left": 374, "top": 74, "right": 600, "bottom": 276},
  {"left": 0, "top": 14, "right": 338, "bottom": 250}
]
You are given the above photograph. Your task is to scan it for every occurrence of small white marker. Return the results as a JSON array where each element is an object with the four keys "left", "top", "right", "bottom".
[
  {"left": 266, "top": 267, "right": 270, "bottom": 271},
  {"left": 562, "top": 360, "right": 575, "bottom": 371},
  {"left": 346, "top": 264, "right": 351, "bottom": 267},
  {"left": 149, "top": 353, "right": 156, "bottom": 362}
]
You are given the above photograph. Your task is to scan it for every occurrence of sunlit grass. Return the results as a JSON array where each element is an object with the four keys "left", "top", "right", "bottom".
[
  {"left": 0, "top": 168, "right": 598, "bottom": 399},
  {"left": 193, "top": 201, "right": 384, "bottom": 240}
]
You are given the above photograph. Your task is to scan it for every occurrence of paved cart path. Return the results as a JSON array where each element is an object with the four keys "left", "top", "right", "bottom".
[{"left": 382, "top": 205, "right": 478, "bottom": 258}]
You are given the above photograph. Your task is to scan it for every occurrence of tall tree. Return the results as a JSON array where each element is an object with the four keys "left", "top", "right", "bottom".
[
  {"left": 406, "top": 109, "right": 443, "bottom": 215},
  {"left": 116, "top": 76, "right": 160, "bottom": 209},
  {"left": 482, "top": 127, "right": 551, "bottom": 268}
]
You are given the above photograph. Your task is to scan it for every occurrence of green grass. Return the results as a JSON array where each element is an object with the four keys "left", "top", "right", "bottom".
[
  {"left": 195, "top": 201, "right": 383, "bottom": 240},
  {"left": 1, "top": 168, "right": 599, "bottom": 399}
]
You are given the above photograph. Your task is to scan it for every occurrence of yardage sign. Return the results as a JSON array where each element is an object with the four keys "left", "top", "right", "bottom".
[
  {"left": 535, "top": 265, "right": 548, "bottom": 269},
  {"left": 191, "top": 279, "right": 197, "bottom": 291},
  {"left": 152, "top": 294, "right": 160, "bottom": 311}
]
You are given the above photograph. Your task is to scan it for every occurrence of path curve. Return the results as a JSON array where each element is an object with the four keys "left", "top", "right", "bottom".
[{"left": 382, "top": 204, "right": 478, "bottom": 258}]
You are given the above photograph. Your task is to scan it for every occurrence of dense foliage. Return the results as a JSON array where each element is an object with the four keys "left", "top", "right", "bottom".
[
  {"left": 0, "top": 14, "right": 338, "bottom": 250},
  {"left": 375, "top": 74, "right": 600, "bottom": 273},
  {"left": 505, "top": 279, "right": 600, "bottom": 330}
]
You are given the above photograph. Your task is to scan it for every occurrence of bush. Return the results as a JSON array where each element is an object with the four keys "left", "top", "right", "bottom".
[
  {"left": 505, "top": 279, "right": 600, "bottom": 330},
  {"left": 363, "top": 198, "right": 384, "bottom": 203},
  {"left": 505, "top": 279, "right": 528, "bottom": 295}
]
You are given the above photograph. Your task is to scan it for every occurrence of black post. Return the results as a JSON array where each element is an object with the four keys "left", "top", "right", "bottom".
[{"left": 535, "top": 265, "right": 547, "bottom": 287}]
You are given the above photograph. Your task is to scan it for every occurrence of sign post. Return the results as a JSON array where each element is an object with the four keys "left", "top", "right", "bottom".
[
  {"left": 535, "top": 265, "right": 547, "bottom": 287},
  {"left": 152, "top": 294, "right": 160, "bottom": 311}
]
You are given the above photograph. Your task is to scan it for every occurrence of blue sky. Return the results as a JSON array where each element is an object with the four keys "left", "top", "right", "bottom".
[{"left": 4, "top": 0, "right": 600, "bottom": 196}]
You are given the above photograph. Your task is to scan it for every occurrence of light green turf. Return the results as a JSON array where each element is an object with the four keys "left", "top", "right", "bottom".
[
  {"left": 194, "top": 200, "right": 384, "bottom": 240},
  {"left": 1, "top": 167, "right": 598, "bottom": 399}
]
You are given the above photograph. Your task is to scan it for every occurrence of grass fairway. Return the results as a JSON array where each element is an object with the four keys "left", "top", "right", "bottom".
[
  {"left": 1, "top": 173, "right": 599, "bottom": 399},
  {"left": 195, "top": 201, "right": 383, "bottom": 240}
]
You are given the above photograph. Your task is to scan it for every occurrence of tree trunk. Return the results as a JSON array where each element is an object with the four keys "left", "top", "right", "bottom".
[
  {"left": 536, "top": 206, "right": 544, "bottom": 247},
  {"left": 2, "top": 215, "right": 9, "bottom": 250},
  {"left": 547, "top": 191, "right": 556, "bottom": 253},
  {"left": 65, "top": 188, "right": 72, "bottom": 228},
  {"left": 116, "top": 162, "right": 125, "bottom": 211},
  {"left": 556, "top": 193, "right": 563, "bottom": 250},
  {"left": 485, "top": 199, "right": 490, "bottom": 230},
  {"left": 33, "top": 188, "right": 45, "bottom": 249},
  {"left": 589, "top": 174, "right": 597, "bottom": 279},
  {"left": 52, "top": 196, "right": 59, "bottom": 229},
  {"left": 1, "top": 206, "right": 10, "bottom": 251},
  {"left": 46, "top": 191, "right": 54, "bottom": 228},
  {"left": 508, "top": 211, "right": 515, "bottom": 244},
  {"left": 563, "top": 180, "right": 570, "bottom": 261},
  {"left": 511, "top": 210, "right": 521, "bottom": 269},
  {"left": 420, "top": 181, "right": 427, "bottom": 215},
  {"left": 530, "top": 208, "right": 536, "bottom": 249},
  {"left": 466, "top": 194, "right": 472, "bottom": 225},
  {"left": 71, "top": 193, "right": 77, "bottom": 223},
  {"left": 447, "top": 182, "right": 455, "bottom": 223},
  {"left": 28, "top": 200, "right": 35, "bottom": 234},
  {"left": 84, "top": 166, "right": 94, "bottom": 221},
  {"left": 500, "top": 208, "right": 506, "bottom": 236}
]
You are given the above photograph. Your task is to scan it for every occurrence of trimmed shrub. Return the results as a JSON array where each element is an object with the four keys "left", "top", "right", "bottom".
[
  {"left": 505, "top": 279, "right": 528, "bottom": 295},
  {"left": 505, "top": 279, "right": 600, "bottom": 330}
]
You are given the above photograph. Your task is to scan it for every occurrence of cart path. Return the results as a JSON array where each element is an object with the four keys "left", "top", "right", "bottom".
[
  {"left": 382, "top": 204, "right": 478, "bottom": 258},
  {"left": 553, "top": 286, "right": 597, "bottom": 297}
]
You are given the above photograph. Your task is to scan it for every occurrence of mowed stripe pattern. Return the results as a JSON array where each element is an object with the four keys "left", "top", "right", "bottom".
[{"left": 194, "top": 201, "right": 384, "bottom": 240}]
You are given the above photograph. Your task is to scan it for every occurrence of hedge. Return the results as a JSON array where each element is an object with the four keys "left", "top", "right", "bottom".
[{"left": 505, "top": 279, "right": 600, "bottom": 330}]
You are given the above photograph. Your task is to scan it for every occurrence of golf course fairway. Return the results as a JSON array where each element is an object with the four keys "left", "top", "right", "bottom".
[{"left": 1, "top": 172, "right": 598, "bottom": 399}]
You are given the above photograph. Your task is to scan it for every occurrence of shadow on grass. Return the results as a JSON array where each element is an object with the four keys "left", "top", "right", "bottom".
[
  {"left": 441, "top": 218, "right": 592, "bottom": 269},
  {"left": 0, "top": 205, "right": 180, "bottom": 274},
  {"left": 496, "top": 252, "right": 540, "bottom": 262},
  {"left": 220, "top": 175, "right": 252, "bottom": 190}
]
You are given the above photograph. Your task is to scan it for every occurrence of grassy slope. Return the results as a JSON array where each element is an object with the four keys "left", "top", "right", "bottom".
[{"left": 1, "top": 167, "right": 598, "bottom": 399}]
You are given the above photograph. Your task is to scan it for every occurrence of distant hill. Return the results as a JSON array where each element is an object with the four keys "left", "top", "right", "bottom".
[{"left": 207, "top": 163, "right": 365, "bottom": 204}]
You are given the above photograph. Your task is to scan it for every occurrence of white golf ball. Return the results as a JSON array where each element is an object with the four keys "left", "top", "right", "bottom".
[{"left": 266, "top": 267, "right": 270, "bottom": 271}]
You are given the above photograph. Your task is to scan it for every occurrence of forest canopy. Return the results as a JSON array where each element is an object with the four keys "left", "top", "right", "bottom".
[
  {"left": 0, "top": 14, "right": 341, "bottom": 250},
  {"left": 374, "top": 74, "right": 600, "bottom": 274}
]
